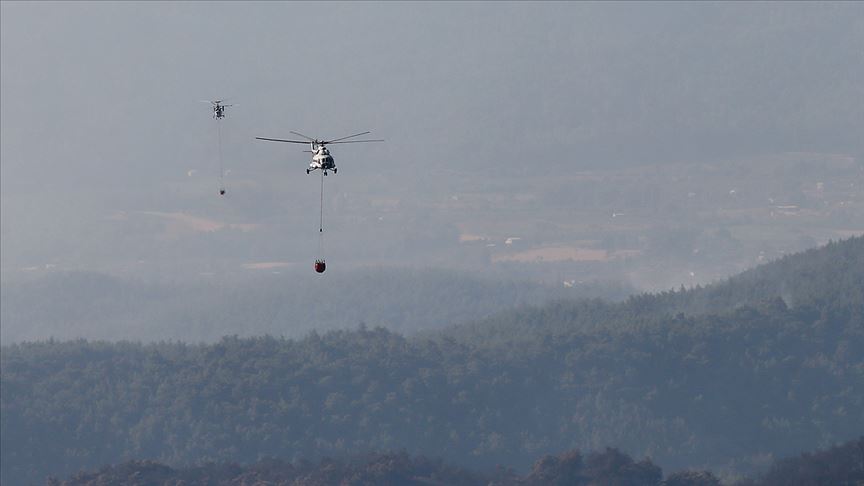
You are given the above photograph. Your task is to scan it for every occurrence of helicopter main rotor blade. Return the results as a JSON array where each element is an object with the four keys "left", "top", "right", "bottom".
[
  {"left": 327, "top": 139, "right": 385, "bottom": 144},
  {"left": 289, "top": 131, "right": 317, "bottom": 142},
  {"left": 255, "top": 137, "right": 310, "bottom": 144},
  {"left": 323, "top": 131, "right": 371, "bottom": 143}
]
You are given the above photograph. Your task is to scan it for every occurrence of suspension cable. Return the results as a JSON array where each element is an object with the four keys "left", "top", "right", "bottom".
[
  {"left": 319, "top": 170, "right": 325, "bottom": 233},
  {"left": 216, "top": 120, "right": 225, "bottom": 190},
  {"left": 318, "top": 170, "right": 325, "bottom": 256}
]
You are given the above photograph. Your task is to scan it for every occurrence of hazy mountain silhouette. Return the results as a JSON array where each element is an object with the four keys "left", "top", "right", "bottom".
[{"left": 3, "top": 238, "right": 862, "bottom": 484}]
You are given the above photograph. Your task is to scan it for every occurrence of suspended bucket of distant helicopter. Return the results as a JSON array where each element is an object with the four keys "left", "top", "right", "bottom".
[{"left": 314, "top": 260, "right": 326, "bottom": 273}]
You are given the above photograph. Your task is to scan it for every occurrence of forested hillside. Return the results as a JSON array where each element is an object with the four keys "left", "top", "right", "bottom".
[
  {"left": 446, "top": 236, "right": 863, "bottom": 344},
  {"left": 3, "top": 238, "right": 863, "bottom": 485},
  {"left": 0, "top": 267, "right": 632, "bottom": 343},
  {"left": 639, "top": 236, "right": 864, "bottom": 316},
  {"left": 49, "top": 438, "right": 864, "bottom": 485},
  {"left": 49, "top": 448, "right": 672, "bottom": 486},
  {"left": 738, "top": 436, "right": 864, "bottom": 486}
]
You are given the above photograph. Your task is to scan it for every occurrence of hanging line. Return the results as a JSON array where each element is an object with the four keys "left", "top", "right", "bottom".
[
  {"left": 318, "top": 170, "right": 325, "bottom": 256},
  {"left": 216, "top": 120, "right": 225, "bottom": 190},
  {"left": 319, "top": 170, "right": 325, "bottom": 231}
]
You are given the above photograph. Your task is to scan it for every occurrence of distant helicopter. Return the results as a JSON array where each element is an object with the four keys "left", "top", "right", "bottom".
[
  {"left": 201, "top": 99, "right": 233, "bottom": 120},
  {"left": 256, "top": 131, "right": 383, "bottom": 175}
]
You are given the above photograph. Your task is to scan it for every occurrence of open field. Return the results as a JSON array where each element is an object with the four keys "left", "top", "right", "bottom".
[{"left": 4, "top": 153, "right": 862, "bottom": 291}]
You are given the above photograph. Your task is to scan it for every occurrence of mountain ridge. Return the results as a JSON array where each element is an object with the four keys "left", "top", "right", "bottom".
[{"left": 3, "top": 238, "right": 862, "bottom": 484}]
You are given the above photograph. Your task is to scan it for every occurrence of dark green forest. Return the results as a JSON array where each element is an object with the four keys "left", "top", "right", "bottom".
[
  {"left": 48, "top": 448, "right": 680, "bottom": 485},
  {"left": 446, "top": 237, "right": 864, "bottom": 343},
  {"left": 49, "top": 437, "right": 864, "bottom": 485},
  {"left": 2, "top": 237, "right": 862, "bottom": 485}
]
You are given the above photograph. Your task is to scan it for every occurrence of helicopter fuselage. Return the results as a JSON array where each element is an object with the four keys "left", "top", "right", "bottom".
[{"left": 308, "top": 143, "right": 337, "bottom": 174}]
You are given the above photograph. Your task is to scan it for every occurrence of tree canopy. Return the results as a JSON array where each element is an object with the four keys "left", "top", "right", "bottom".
[{"left": 3, "top": 237, "right": 863, "bottom": 485}]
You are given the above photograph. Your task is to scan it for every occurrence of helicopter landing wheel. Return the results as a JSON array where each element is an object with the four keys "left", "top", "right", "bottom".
[
  {"left": 333, "top": 168, "right": 337, "bottom": 174},
  {"left": 306, "top": 169, "right": 310, "bottom": 174}
]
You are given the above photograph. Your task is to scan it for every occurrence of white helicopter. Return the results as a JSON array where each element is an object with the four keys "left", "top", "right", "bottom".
[
  {"left": 201, "top": 99, "right": 233, "bottom": 119},
  {"left": 256, "top": 131, "right": 383, "bottom": 175}
]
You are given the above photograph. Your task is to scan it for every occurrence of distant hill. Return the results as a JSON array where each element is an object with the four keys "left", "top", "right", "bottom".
[
  {"left": 636, "top": 235, "right": 864, "bottom": 316},
  {"left": 446, "top": 236, "right": 863, "bottom": 345},
  {"left": 3, "top": 238, "right": 862, "bottom": 484},
  {"left": 737, "top": 436, "right": 864, "bottom": 486},
  {"left": 49, "top": 438, "right": 864, "bottom": 485},
  {"left": 0, "top": 267, "right": 633, "bottom": 343},
  {"left": 48, "top": 448, "right": 669, "bottom": 486}
]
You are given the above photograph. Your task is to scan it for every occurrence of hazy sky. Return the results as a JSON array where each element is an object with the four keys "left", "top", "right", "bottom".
[{"left": 2, "top": 2, "right": 862, "bottom": 278}]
